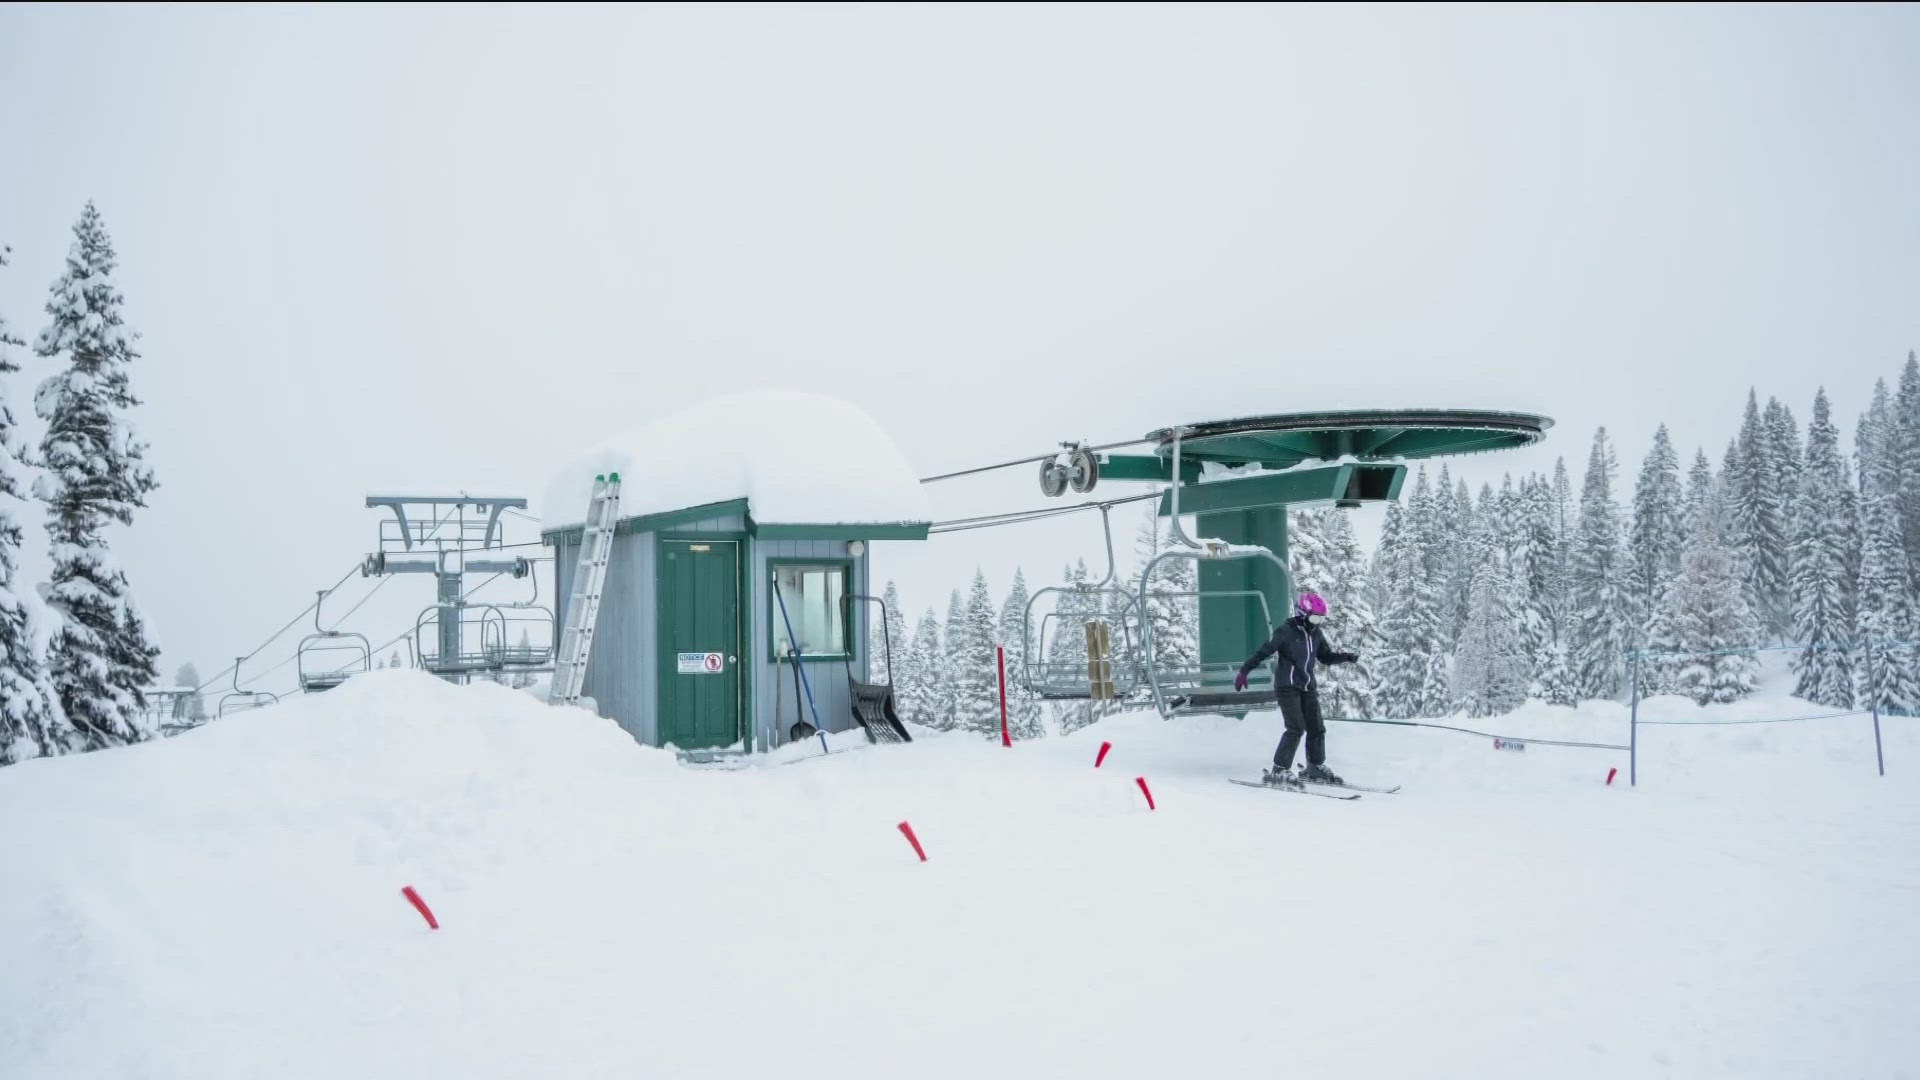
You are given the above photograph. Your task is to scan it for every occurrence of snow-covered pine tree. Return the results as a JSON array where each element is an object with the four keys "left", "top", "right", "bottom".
[
  {"left": 1790, "top": 389, "right": 1859, "bottom": 707},
  {"left": 996, "top": 569, "right": 1045, "bottom": 739},
  {"left": 938, "top": 588, "right": 967, "bottom": 728},
  {"left": 34, "top": 204, "right": 160, "bottom": 749},
  {"left": 1569, "top": 429, "right": 1629, "bottom": 701},
  {"left": 901, "top": 608, "right": 945, "bottom": 729},
  {"left": 1684, "top": 449, "right": 1718, "bottom": 538},
  {"left": 1372, "top": 468, "right": 1449, "bottom": 717},
  {"left": 949, "top": 570, "right": 1001, "bottom": 738},
  {"left": 1895, "top": 351, "right": 1920, "bottom": 590},
  {"left": 1723, "top": 393, "right": 1775, "bottom": 641},
  {"left": 1290, "top": 505, "right": 1378, "bottom": 718},
  {"left": 1368, "top": 498, "right": 1406, "bottom": 621},
  {"left": 1853, "top": 382, "right": 1920, "bottom": 714},
  {"left": 1628, "top": 425, "right": 1686, "bottom": 630},
  {"left": 1551, "top": 457, "right": 1574, "bottom": 615},
  {"left": 1433, "top": 467, "right": 1474, "bottom": 650},
  {"left": 1453, "top": 551, "right": 1527, "bottom": 717},
  {"left": 868, "top": 580, "right": 909, "bottom": 683},
  {"left": 1663, "top": 503, "right": 1761, "bottom": 705},
  {"left": 1764, "top": 398, "right": 1806, "bottom": 636},
  {"left": 1516, "top": 474, "right": 1564, "bottom": 702},
  {"left": 172, "top": 661, "right": 209, "bottom": 722},
  {"left": 1, "top": 245, "right": 69, "bottom": 764}
]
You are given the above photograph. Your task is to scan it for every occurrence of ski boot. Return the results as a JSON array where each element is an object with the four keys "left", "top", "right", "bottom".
[
  {"left": 1262, "top": 765, "right": 1302, "bottom": 789},
  {"left": 1299, "top": 763, "right": 1344, "bottom": 785}
]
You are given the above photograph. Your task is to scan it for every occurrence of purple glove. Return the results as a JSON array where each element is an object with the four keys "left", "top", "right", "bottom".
[{"left": 1233, "top": 670, "right": 1249, "bottom": 691}]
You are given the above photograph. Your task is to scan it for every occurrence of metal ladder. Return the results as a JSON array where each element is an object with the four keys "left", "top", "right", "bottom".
[{"left": 548, "top": 473, "right": 622, "bottom": 707}]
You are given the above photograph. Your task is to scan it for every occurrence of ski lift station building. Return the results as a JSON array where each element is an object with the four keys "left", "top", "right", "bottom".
[{"left": 541, "top": 392, "right": 932, "bottom": 754}]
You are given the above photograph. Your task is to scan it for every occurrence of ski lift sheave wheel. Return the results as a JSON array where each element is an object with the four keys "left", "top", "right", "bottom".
[
  {"left": 1038, "top": 457, "right": 1069, "bottom": 498},
  {"left": 1068, "top": 446, "right": 1098, "bottom": 493}
]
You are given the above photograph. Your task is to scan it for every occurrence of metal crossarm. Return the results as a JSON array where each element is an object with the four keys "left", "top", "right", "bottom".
[{"left": 548, "top": 474, "right": 622, "bottom": 707}]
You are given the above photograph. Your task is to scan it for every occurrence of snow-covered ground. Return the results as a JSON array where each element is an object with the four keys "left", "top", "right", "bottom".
[{"left": 3, "top": 671, "right": 1916, "bottom": 1079}]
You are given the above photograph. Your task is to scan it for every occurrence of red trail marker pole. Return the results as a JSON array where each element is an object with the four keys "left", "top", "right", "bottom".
[
  {"left": 401, "top": 885, "right": 439, "bottom": 930},
  {"left": 1095, "top": 741, "right": 1112, "bottom": 768},
  {"left": 1134, "top": 776, "right": 1156, "bottom": 811},
  {"left": 997, "top": 646, "right": 1012, "bottom": 747},
  {"left": 897, "top": 821, "right": 928, "bottom": 862},
  {"left": 1606, "top": 767, "right": 1618, "bottom": 786}
]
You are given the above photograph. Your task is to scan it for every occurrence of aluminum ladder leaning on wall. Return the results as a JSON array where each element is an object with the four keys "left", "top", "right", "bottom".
[{"left": 548, "top": 473, "right": 622, "bottom": 707}]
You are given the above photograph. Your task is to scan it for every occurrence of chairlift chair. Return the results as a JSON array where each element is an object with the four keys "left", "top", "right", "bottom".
[
  {"left": 218, "top": 658, "right": 281, "bottom": 716},
  {"left": 1138, "top": 426, "right": 1295, "bottom": 719},
  {"left": 479, "top": 567, "right": 556, "bottom": 668},
  {"left": 1019, "top": 505, "right": 1147, "bottom": 701},
  {"left": 297, "top": 590, "right": 373, "bottom": 693}
]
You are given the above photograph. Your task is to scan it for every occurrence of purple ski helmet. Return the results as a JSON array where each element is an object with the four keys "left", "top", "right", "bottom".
[{"left": 1296, "top": 592, "right": 1328, "bottom": 617}]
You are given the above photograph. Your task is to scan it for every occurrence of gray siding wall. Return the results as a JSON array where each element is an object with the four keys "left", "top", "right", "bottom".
[
  {"left": 554, "top": 514, "right": 872, "bottom": 754},
  {"left": 554, "top": 529, "right": 658, "bottom": 747}
]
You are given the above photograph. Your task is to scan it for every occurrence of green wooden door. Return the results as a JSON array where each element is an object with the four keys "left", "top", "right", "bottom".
[{"left": 658, "top": 539, "right": 742, "bottom": 749}]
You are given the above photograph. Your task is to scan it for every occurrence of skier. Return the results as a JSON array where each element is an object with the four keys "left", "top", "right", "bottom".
[{"left": 1232, "top": 591, "right": 1360, "bottom": 787}]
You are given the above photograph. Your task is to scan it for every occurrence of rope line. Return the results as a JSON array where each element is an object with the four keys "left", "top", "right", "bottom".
[{"left": 1327, "top": 716, "right": 1629, "bottom": 751}]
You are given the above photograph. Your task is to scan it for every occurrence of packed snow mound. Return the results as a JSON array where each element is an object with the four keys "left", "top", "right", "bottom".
[
  {"left": 543, "top": 391, "right": 931, "bottom": 530},
  {"left": 2, "top": 675, "right": 1917, "bottom": 1079}
]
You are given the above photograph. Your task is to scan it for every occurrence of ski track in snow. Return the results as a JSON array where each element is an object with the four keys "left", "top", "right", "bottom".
[{"left": 1, "top": 670, "right": 1916, "bottom": 1079}]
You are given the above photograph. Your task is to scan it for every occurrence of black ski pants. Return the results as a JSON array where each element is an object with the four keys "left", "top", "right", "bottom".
[{"left": 1272, "top": 687, "right": 1326, "bottom": 769}]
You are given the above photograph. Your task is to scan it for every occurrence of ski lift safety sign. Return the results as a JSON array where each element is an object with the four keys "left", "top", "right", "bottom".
[{"left": 677, "top": 652, "right": 725, "bottom": 675}]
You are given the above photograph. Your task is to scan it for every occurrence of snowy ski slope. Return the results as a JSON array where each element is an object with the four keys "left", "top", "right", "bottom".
[{"left": 2, "top": 670, "right": 1915, "bottom": 1079}]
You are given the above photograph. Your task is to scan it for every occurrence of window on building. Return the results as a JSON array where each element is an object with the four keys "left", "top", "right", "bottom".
[{"left": 771, "top": 562, "right": 851, "bottom": 659}]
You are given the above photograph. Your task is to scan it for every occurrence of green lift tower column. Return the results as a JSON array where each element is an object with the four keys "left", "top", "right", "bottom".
[{"left": 1197, "top": 508, "right": 1290, "bottom": 673}]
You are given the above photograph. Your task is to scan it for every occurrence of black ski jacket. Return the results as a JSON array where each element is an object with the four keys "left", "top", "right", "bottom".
[{"left": 1237, "top": 615, "right": 1356, "bottom": 693}]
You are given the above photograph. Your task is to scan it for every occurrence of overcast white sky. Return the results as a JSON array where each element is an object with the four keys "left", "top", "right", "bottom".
[{"left": 3, "top": 3, "right": 1917, "bottom": 692}]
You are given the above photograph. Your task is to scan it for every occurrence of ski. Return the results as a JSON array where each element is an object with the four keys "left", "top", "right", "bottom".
[
  {"left": 1298, "top": 778, "right": 1401, "bottom": 794},
  {"left": 1228, "top": 778, "right": 1361, "bottom": 800}
]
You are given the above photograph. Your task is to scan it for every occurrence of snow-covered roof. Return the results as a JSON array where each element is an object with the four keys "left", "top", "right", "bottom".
[{"left": 543, "top": 391, "right": 931, "bottom": 532}]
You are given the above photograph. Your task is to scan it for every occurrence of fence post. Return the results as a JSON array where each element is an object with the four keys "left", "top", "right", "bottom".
[
  {"left": 1628, "top": 649, "right": 1641, "bottom": 788},
  {"left": 1870, "top": 640, "right": 1886, "bottom": 777}
]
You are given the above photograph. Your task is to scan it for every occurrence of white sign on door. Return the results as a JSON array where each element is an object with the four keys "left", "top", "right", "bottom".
[{"left": 678, "top": 652, "right": 726, "bottom": 675}]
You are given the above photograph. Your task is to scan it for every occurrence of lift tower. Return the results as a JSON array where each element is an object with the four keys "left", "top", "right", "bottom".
[{"left": 362, "top": 495, "right": 537, "bottom": 682}]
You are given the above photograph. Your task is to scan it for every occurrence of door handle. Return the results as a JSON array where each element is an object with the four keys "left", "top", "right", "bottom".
[{"left": 728, "top": 656, "right": 737, "bottom": 663}]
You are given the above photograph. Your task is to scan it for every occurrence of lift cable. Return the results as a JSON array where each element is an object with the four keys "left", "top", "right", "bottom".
[
  {"left": 917, "top": 436, "right": 1156, "bottom": 485},
  {"left": 928, "top": 489, "right": 1163, "bottom": 534},
  {"left": 195, "top": 503, "right": 519, "bottom": 697},
  {"left": 190, "top": 562, "right": 364, "bottom": 694}
]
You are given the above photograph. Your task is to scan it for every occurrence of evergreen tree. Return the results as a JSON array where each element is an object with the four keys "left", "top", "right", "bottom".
[
  {"left": 173, "top": 661, "right": 208, "bottom": 722},
  {"left": 1453, "top": 552, "right": 1528, "bottom": 717},
  {"left": 1723, "top": 393, "right": 1780, "bottom": 640},
  {"left": 1517, "top": 474, "right": 1564, "bottom": 701},
  {"left": 868, "top": 580, "right": 909, "bottom": 684},
  {"left": 996, "top": 569, "right": 1046, "bottom": 738},
  {"left": 1895, "top": 351, "right": 1920, "bottom": 591},
  {"left": 1290, "top": 506, "right": 1377, "bottom": 718},
  {"left": 1628, "top": 424, "right": 1686, "bottom": 634},
  {"left": 1551, "top": 456, "right": 1575, "bottom": 616},
  {"left": 948, "top": 570, "right": 1001, "bottom": 737},
  {"left": 34, "top": 203, "right": 159, "bottom": 749},
  {"left": 1790, "top": 389, "right": 1859, "bottom": 707},
  {"left": 1569, "top": 429, "right": 1628, "bottom": 700},
  {"left": 1, "top": 245, "right": 68, "bottom": 763},
  {"left": 1684, "top": 449, "right": 1718, "bottom": 538},
  {"left": 1664, "top": 508, "right": 1761, "bottom": 705},
  {"left": 900, "top": 608, "right": 946, "bottom": 729},
  {"left": 1372, "top": 469, "right": 1448, "bottom": 717},
  {"left": 1853, "top": 382, "right": 1920, "bottom": 714},
  {"left": 1764, "top": 397, "right": 1806, "bottom": 635},
  {"left": 939, "top": 588, "right": 967, "bottom": 727}
]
